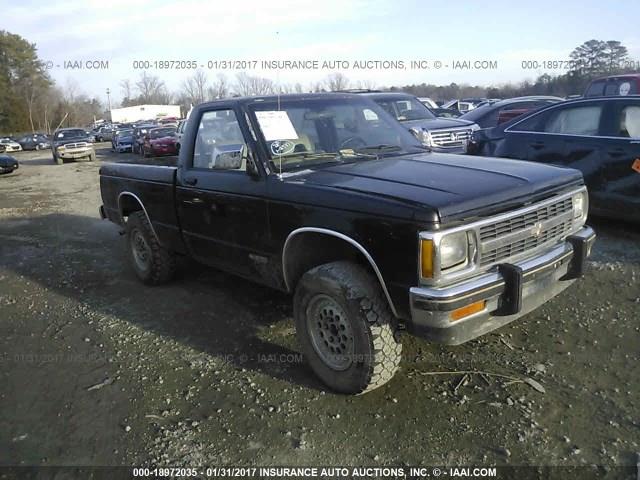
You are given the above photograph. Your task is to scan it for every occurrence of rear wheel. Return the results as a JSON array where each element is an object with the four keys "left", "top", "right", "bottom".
[
  {"left": 126, "top": 211, "right": 176, "bottom": 285},
  {"left": 294, "top": 261, "right": 402, "bottom": 395},
  {"left": 88, "top": 152, "right": 96, "bottom": 162}
]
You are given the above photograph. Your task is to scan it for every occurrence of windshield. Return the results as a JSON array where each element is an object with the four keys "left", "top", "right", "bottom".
[
  {"left": 119, "top": 129, "right": 134, "bottom": 136},
  {"left": 150, "top": 128, "right": 175, "bottom": 139},
  {"left": 56, "top": 129, "right": 86, "bottom": 140},
  {"left": 250, "top": 97, "right": 426, "bottom": 172},
  {"left": 373, "top": 97, "right": 436, "bottom": 121}
]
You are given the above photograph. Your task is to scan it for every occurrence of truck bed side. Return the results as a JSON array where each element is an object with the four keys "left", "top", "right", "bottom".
[{"left": 99, "top": 162, "right": 185, "bottom": 253}]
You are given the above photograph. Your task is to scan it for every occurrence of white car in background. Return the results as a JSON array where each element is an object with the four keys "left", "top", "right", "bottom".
[
  {"left": 0, "top": 138, "right": 22, "bottom": 152},
  {"left": 418, "top": 97, "right": 438, "bottom": 109}
]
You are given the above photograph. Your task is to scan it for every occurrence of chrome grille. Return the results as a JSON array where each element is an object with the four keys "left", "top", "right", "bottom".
[
  {"left": 479, "top": 197, "right": 575, "bottom": 267},
  {"left": 63, "top": 142, "right": 88, "bottom": 149},
  {"left": 430, "top": 128, "right": 472, "bottom": 147},
  {"left": 479, "top": 197, "right": 573, "bottom": 241}
]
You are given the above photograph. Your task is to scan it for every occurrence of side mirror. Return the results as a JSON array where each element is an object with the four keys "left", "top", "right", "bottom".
[{"left": 211, "top": 144, "right": 244, "bottom": 170}]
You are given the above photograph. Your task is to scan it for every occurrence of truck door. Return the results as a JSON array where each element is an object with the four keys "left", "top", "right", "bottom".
[
  {"left": 176, "top": 108, "right": 269, "bottom": 277},
  {"left": 594, "top": 99, "right": 640, "bottom": 218}
]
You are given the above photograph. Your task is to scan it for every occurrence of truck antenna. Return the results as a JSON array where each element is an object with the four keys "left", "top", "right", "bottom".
[{"left": 276, "top": 30, "right": 283, "bottom": 178}]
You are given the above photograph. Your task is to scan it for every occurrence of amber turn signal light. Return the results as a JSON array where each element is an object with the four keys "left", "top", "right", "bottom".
[
  {"left": 420, "top": 239, "right": 434, "bottom": 278},
  {"left": 450, "top": 300, "right": 486, "bottom": 322}
]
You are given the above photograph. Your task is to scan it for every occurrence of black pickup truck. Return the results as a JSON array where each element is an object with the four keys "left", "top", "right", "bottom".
[{"left": 99, "top": 93, "right": 595, "bottom": 395}]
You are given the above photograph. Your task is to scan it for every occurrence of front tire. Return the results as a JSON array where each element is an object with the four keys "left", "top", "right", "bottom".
[
  {"left": 126, "top": 211, "right": 176, "bottom": 285},
  {"left": 294, "top": 261, "right": 402, "bottom": 395}
]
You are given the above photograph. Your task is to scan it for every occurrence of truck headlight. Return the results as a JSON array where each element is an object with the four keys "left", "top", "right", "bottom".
[
  {"left": 573, "top": 191, "right": 588, "bottom": 221},
  {"left": 440, "top": 231, "right": 469, "bottom": 270},
  {"left": 410, "top": 128, "right": 432, "bottom": 147},
  {"left": 420, "top": 231, "right": 475, "bottom": 280}
]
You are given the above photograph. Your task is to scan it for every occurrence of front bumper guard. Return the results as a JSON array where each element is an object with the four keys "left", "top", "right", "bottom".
[{"left": 408, "top": 226, "right": 596, "bottom": 345}]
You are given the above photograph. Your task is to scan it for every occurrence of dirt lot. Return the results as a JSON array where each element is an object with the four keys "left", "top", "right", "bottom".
[{"left": 0, "top": 144, "right": 638, "bottom": 468}]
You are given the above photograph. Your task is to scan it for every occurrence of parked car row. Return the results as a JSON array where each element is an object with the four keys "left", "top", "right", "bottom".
[{"left": 6, "top": 73, "right": 639, "bottom": 219}]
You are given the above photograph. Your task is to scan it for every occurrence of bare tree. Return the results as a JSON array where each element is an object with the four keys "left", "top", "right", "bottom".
[
  {"left": 356, "top": 79, "right": 377, "bottom": 90},
  {"left": 135, "top": 71, "right": 168, "bottom": 104},
  {"left": 207, "top": 73, "right": 230, "bottom": 100},
  {"left": 234, "top": 72, "right": 275, "bottom": 96},
  {"left": 119, "top": 79, "right": 132, "bottom": 106},
  {"left": 324, "top": 72, "right": 350, "bottom": 91},
  {"left": 182, "top": 70, "right": 209, "bottom": 106}
]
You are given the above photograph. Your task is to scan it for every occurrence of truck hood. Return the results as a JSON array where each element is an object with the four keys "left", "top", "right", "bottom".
[
  {"left": 402, "top": 117, "right": 475, "bottom": 131},
  {"left": 285, "top": 153, "right": 583, "bottom": 222}
]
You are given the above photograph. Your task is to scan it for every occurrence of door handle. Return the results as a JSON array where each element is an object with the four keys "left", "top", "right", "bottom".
[
  {"left": 183, "top": 176, "right": 198, "bottom": 186},
  {"left": 182, "top": 197, "right": 204, "bottom": 205},
  {"left": 530, "top": 142, "right": 545, "bottom": 150},
  {"left": 607, "top": 148, "right": 625, "bottom": 158}
]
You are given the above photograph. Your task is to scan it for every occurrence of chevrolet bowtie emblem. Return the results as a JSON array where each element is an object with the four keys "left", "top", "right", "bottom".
[{"left": 531, "top": 222, "right": 543, "bottom": 237}]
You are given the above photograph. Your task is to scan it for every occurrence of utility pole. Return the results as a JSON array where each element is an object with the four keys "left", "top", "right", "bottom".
[{"left": 106, "top": 88, "right": 112, "bottom": 121}]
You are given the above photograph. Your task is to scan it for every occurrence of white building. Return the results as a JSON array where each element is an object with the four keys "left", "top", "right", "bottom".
[{"left": 110, "top": 104, "right": 181, "bottom": 123}]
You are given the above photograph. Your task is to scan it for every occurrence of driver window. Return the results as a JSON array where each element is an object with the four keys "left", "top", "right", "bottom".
[{"left": 193, "top": 110, "right": 247, "bottom": 170}]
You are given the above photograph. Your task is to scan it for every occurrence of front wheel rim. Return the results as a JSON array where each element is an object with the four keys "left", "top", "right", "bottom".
[
  {"left": 131, "top": 229, "right": 151, "bottom": 272},
  {"left": 306, "top": 294, "right": 355, "bottom": 371}
]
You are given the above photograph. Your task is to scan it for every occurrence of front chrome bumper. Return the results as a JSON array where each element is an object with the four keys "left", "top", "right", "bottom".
[
  {"left": 57, "top": 148, "right": 93, "bottom": 159},
  {"left": 408, "top": 226, "right": 596, "bottom": 345}
]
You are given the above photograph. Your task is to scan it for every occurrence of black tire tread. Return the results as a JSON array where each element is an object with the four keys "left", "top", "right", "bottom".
[
  {"left": 127, "top": 211, "right": 176, "bottom": 285},
  {"left": 297, "top": 261, "right": 402, "bottom": 394}
]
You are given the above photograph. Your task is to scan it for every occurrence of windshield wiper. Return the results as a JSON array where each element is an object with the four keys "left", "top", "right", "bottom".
[
  {"left": 356, "top": 144, "right": 401, "bottom": 152},
  {"left": 353, "top": 144, "right": 404, "bottom": 156}
]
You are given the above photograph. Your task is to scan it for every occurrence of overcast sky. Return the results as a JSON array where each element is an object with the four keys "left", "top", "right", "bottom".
[{"left": 5, "top": 0, "right": 640, "bottom": 104}]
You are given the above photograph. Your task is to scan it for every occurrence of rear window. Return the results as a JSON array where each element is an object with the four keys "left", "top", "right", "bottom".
[
  {"left": 604, "top": 80, "right": 636, "bottom": 96},
  {"left": 585, "top": 80, "right": 605, "bottom": 97},
  {"left": 586, "top": 78, "right": 638, "bottom": 97}
]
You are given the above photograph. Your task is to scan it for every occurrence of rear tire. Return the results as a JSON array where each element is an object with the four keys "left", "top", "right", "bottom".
[
  {"left": 294, "top": 261, "right": 402, "bottom": 395},
  {"left": 88, "top": 152, "right": 96, "bottom": 162},
  {"left": 126, "top": 211, "right": 176, "bottom": 285}
]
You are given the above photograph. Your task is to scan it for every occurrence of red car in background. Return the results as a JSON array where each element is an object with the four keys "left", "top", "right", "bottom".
[{"left": 141, "top": 127, "right": 178, "bottom": 157}]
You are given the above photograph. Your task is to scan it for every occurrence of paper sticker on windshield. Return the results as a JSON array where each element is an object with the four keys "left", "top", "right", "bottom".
[
  {"left": 255, "top": 111, "right": 298, "bottom": 141},
  {"left": 270, "top": 140, "right": 295, "bottom": 156}
]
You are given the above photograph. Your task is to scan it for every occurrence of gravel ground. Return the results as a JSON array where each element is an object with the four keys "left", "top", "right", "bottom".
[{"left": 0, "top": 144, "right": 638, "bottom": 468}]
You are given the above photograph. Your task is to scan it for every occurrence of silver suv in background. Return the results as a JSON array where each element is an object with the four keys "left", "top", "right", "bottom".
[
  {"left": 357, "top": 92, "right": 480, "bottom": 153},
  {"left": 51, "top": 128, "right": 96, "bottom": 164}
]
